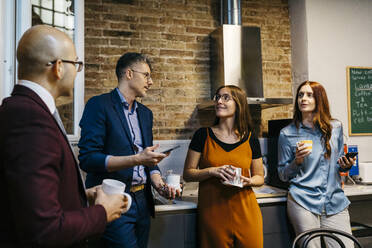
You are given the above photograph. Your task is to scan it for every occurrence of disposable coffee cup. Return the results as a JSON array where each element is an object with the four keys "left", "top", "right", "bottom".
[
  {"left": 297, "top": 140, "right": 313, "bottom": 152},
  {"left": 165, "top": 174, "right": 182, "bottom": 191},
  {"left": 102, "top": 179, "right": 132, "bottom": 211}
]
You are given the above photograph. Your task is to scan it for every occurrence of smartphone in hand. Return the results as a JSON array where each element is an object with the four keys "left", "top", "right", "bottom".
[
  {"left": 160, "top": 145, "right": 180, "bottom": 154},
  {"left": 345, "top": 152, "right": 358, "bottom": 159}
]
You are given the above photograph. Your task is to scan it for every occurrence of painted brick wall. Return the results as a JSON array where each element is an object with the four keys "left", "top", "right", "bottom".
[{"left": 84, "top": 0, "right": 293, "bottom": 139}]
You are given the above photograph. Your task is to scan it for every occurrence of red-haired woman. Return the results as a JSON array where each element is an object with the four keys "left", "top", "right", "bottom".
[
  {"left": 278, "top": 81, "right": 356, "bottom": 248},
  {"left": 183, "top": 85, "right": 264, "bottom": 248}
]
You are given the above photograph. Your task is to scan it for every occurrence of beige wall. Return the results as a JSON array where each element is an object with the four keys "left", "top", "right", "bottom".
[
  {"left": 290, "top": 0, "right": 372, "bottom": 162},
  {"left": 84, "top": 0, "right": 293, "bottom": 139}
]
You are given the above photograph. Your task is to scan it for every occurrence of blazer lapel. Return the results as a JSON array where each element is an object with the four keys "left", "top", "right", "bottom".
[
  {"left": 13, "top": 85, "right": 71, "bottom": 145},
  {"left": 111, "top": 90, "right": 135, "bottom": 152}
]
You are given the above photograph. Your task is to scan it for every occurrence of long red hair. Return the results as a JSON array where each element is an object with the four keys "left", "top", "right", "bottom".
[{"left": 294, "top": 81, "right": 333, "bottom": 159}]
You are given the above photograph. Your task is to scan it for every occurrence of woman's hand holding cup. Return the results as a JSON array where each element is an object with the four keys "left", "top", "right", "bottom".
[
  {"left": 209, "top": 165, "right": 235, "bottom": 182},
  {"left": 240, "top": 175, "right": 252, "bottom": 187},
  {"left": 295, "top": 140, "right": 312, "bottom": 165}
]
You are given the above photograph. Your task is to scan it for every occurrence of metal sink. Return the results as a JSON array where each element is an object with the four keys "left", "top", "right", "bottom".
[
  {"left": 154, "top": 196, "right": 197, "bottom": 212},
  {"left": 153, "top": 183, "right": 198, "bottom": 212}
]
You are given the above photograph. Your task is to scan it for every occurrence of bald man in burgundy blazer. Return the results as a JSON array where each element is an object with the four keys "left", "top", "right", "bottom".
[{"left": 0, "top": 25, "right": 125, "bottom": 248}]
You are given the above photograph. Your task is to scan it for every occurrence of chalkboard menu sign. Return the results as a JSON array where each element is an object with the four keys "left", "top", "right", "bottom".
[{"left": 347, "top": 66, "right": 372, "bottom": 135}]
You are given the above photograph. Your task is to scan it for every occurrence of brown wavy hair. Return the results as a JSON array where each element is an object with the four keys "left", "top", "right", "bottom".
[
  {"left": 294, "top": 81, "right": 333, "bottom": 159},
  {"left": 213, "top": 85, "right": 253, "bottom": 141}
]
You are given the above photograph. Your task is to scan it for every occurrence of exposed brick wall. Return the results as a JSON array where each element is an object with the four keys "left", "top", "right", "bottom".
[{"left": 85, "top": 0, "right": 293, "bottom": 139}]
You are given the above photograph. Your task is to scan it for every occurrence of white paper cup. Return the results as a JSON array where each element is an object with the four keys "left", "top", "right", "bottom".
[
  {"left": 102, "top": 179, "right": 132, "bottom": 211},
  {"left": 165, "top": 174, "right": 182, "bottom": 191}
]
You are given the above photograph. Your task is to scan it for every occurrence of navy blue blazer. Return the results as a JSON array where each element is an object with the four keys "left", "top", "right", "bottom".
[{"left": 78, "top": 89, "right": 159, "bottom": 216}]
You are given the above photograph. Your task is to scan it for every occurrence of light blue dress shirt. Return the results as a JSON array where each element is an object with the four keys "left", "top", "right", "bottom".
[
  {"left": 278, "top": 120, "right": 350, "bottom": 215},
  {"left": 105, "top": 88, "right": 160, "bottom": 185}
]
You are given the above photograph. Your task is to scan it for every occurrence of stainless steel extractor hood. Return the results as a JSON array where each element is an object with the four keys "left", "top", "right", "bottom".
[{"left": 208, "top": 0, "right": 293, "bottom": 107}]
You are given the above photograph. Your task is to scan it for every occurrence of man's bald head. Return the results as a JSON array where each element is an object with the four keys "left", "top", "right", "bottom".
[{"left": 17, "top": 25, "right": 75, "bottom": 80}]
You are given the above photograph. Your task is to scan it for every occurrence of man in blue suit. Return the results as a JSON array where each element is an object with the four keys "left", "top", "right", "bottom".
[{"left": 78, "top": 53, "right": 178, "bottom": 248}]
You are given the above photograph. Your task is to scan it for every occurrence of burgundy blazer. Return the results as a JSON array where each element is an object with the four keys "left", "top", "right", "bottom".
[{"left": 0, "top": 85, "right": 107, "bottom": 247}]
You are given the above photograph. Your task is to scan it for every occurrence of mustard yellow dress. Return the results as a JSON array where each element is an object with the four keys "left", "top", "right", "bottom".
[{"left": 197, "top": 128, "right": 263, "bottom": 248}]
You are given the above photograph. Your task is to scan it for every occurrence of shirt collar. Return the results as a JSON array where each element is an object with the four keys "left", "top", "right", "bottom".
[
  {"left": 116, "top": 88, "right": 137, "bottom": 112},
  {"left": 18, "top": 80, "right": 56, "bottom": 114},
  {"left": 299, "top": 121, "right": 321, "bottom": 135},
  {"left": 299, "top": 122, "right": 308, "bottom": 129}
]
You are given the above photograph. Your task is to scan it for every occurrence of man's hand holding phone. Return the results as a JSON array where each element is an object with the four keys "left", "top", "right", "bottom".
[
  {"left": 159, "top": 145, "right": 180, "bottom": 154},
  {"left": 137, "top": 144, "right": 167, "bottom": 166}
]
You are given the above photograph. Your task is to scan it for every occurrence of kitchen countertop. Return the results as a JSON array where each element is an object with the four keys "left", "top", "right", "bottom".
[
  {"left": 155, "top": 183, "right": 288, "bottom": 212},
  {"left": 343, "top": 184, "right": 372, "bottom": 196},
  {"left": 155, "top": 182, "right": 372, "bottom": 213}
]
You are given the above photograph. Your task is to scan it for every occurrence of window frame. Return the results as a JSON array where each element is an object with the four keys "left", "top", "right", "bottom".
[{"left": 0, "top": 0, "right": 85, "bottom": 142}]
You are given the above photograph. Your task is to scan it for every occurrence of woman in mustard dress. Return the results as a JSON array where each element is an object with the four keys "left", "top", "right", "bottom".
[{"left": 183, "top": 85, "right": 265, "bottom": 248}]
